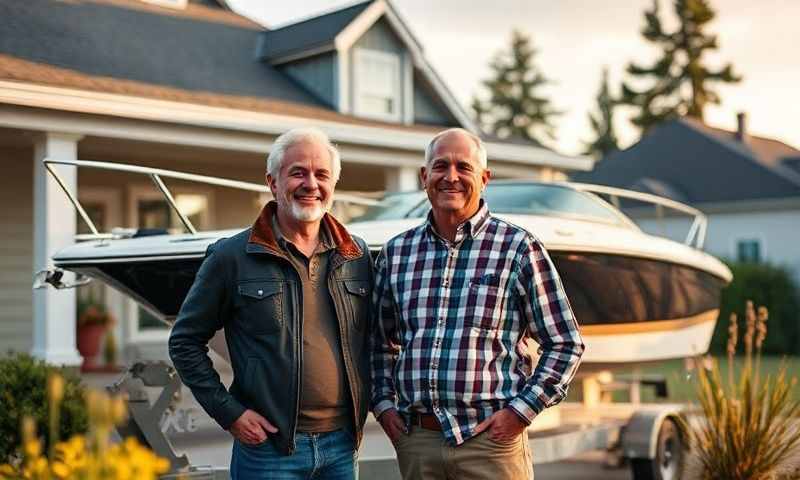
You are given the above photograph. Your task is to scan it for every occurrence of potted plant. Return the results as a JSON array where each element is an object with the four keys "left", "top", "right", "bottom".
[{"left": 76, "top": 300, "right": 114, "bottom": 372}]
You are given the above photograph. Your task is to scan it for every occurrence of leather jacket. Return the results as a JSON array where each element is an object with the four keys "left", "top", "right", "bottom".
[{"left": 169, "top": 202, "right": 373, "bottom": 455}]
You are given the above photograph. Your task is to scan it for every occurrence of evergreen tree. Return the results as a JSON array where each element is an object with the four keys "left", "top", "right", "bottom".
[
  {"left": 621, "top": 0, "right": 741, "bottom": 133},
  {"left": 583, "top": 67, "right": 619, "bottom": 159},
  {"left": 471, "top": 30, "right": 561, "bottom": 146}
]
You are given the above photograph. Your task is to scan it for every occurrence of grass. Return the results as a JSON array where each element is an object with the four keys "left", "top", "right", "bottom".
[{"left": 568, "top": 356, "right": 800, "bottom": 404}]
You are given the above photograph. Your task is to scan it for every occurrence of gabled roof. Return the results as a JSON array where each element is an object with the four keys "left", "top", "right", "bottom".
[
  {"left": 256, "top": 0, "right": 476, "bottom": 132},
  {"left": 573, "top": 117, "right": 800, "bottom": 204},
  {"left": 0, "top": 0, "right": 319, "bottom": 105},
  {"left": 258, "top": 1, "right": 372, "bottom": 62}
]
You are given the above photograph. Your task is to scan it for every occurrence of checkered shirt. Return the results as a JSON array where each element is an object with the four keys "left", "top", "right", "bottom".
[{"left": 371, "top": 201, "right": 584, "bottom": 445}]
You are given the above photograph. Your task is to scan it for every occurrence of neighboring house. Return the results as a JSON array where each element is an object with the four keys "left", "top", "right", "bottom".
[
  {"left": 0, "top": 0, "right": 591, "bottom": 364},
  {"left": 574, "top": 114, "right": 800, "bottom": 285}
]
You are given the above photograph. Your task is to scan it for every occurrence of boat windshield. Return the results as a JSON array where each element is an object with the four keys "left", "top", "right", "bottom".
[{"left": 353, "top": 183, "right": 628, "bottom": 225}]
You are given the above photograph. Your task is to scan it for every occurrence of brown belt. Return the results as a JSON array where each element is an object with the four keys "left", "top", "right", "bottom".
[{"left": 410, "top": 413, "right": 442, "bottom": 431}]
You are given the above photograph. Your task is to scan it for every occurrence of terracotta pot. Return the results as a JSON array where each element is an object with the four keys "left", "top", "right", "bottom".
[{"left": 77, "top": 323, "right": 106, "bottom": 371}]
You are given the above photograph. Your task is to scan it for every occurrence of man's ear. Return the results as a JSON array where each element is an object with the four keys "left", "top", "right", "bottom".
[
  {"left": 266, "top": 173, "right": 277, "bottom": 196},
  {"left": 419, "top": 166, "right": 427, "bottom": 189},
  {"left": 481, "top": 168, "right": 491, "bottom": 191}
]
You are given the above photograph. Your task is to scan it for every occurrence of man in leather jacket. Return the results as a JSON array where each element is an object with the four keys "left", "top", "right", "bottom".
[{"left": 169, "top": 127, "right": 373, "bottom": 479}]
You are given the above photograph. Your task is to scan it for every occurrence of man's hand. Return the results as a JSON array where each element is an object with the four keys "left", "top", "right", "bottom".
[
  {"left": 230, "top": 409, "right": 278, "bottom": 445},
  {"left": 473, "top": 408, "right": 527, "bottom": 444},
  {"left": 377, "top": 408, "right": 407, "bottom": 443}
]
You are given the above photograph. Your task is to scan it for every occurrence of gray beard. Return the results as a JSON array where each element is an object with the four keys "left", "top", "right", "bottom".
[{"left": 289, "top": 199, "right": 327, "bottom": 222}]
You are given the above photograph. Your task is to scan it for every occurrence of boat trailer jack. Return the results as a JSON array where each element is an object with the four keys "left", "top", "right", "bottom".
[{"left": 107, "top": 362, "right": 190, "bottom": 472}]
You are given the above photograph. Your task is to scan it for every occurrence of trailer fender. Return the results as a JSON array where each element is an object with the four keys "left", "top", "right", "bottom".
[{"left": 621, "top": 406, "right": 684, "bottom": 459}]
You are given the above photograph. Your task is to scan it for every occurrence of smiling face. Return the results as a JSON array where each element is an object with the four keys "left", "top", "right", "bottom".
[
  {"left": 421, "top": 131, "right": 490, "bottom": 223},
  {"left": 267, "top": 140, "right": 335, "bottom": 224}
]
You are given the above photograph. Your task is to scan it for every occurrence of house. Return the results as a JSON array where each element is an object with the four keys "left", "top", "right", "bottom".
[
  {"left": 574, "top": 114, "right": 800, "bottom": 284},
  {"left": 0, "top": 0, "right": 592, "bottom": 364}
]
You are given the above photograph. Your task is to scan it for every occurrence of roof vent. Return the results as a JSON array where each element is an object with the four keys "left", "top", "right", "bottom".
[{"left": 735, "top": 112, "right": 749, "bottom": 143}]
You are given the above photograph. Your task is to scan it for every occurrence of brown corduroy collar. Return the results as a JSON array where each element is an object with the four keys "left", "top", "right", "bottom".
[{"left": 248, "top": 201, "right": 362, "bottom": 260}]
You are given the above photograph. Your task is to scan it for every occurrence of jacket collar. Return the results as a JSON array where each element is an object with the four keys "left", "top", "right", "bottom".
[{"left": 247, "top": 201, "right": 362, "bottom": 260}]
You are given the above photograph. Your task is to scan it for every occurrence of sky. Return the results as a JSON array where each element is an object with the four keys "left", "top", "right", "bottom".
[{"left": 226, "top": 0, "right": 800, "bottom": 157}]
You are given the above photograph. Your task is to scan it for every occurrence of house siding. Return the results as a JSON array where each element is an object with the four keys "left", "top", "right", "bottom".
[
  {"left": 0, "top": 148, "right": 34, "bottom": 354},
  {"left": 280, "top": 53, "right": 336, "bottom": 108},
  {"left": 414, "top": 79, "right": 454, "bottom": 126},
  {"left": 353, "top": 18, "right": 404, "bottom": 54}
]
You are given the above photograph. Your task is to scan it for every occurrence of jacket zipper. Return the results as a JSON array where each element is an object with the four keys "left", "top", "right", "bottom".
[{"left": 328, "top": 255, "right": 361, "bottom": 440}]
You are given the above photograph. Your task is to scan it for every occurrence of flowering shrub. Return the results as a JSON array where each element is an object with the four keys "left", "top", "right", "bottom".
[
  {"left": 681, "top": 302, "right": 800, "bottom": 480},
  {"left": 0, "top": 374, "right": 170, "bottom": 480},
  {"left": 0, "top": 354, "right": 87, "bottom": 462}
]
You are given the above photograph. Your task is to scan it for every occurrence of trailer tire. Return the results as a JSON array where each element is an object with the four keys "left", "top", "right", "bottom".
[{"left": 629, "top": 418, "right": 684, "bottom": 480}]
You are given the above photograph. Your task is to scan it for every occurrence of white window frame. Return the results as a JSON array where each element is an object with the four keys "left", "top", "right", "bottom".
[
  {"left": 77, "top": 187, "right": 127, "bottom": 353},
  {"left": 126, "top": 184, "right": 215, "bottom": 342},
  {"left": 731, "top": 235, "right": 767, "bottom": 263},
  {"left": 352, "top": 48, "right": 403, "bottom": 122}
]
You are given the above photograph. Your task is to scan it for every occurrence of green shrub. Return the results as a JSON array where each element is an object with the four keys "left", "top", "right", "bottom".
[
  {"left": 0, "top": 353, "right": 88, "bottom": 462},
  {"left": 710, "top": 262, "right": 800, "bottom": 355}
]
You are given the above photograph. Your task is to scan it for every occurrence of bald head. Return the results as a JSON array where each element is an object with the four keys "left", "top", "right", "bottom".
[{"left": 424, "top": 128, "right": 487, "bottom": 169}]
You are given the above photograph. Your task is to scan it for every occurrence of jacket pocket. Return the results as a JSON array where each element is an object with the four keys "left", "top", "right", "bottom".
[
  {"left": 342, "top": 279, "right": 370, "bottom": 331},
  {"left": 235, "top": 280, "right": 284, "bottom": 334}
]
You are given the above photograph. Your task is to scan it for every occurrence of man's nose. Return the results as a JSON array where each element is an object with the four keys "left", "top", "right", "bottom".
[
  {"left": 443, "top": 164, "right": 459, "bottom": 182},
  {"left": 303, "top": 173, "right": 318, "bottom": 189}
]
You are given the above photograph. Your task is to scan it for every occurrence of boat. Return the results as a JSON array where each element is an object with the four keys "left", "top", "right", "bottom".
[{"left": 42, "top": 159, "right": 732, "bottom": 371}]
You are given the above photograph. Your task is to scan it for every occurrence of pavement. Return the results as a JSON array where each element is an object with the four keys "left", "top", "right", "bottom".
[{"left": 82, "top": 365, "right": 635, "bottom": 480}]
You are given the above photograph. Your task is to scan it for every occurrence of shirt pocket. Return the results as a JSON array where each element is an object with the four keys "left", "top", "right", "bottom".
[
  {"left": 342, "top": 279, "right": 370, "bottom": 331},
  {"left": 464, "top": 283, "right": 503, "bottom": 332},
  {"left": 235, "top": 280, "right": 284, "bottom": 334}
]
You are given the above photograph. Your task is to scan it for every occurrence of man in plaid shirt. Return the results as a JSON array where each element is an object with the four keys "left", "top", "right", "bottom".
[{"left": 371, "top": 128, "right": 584, "bottom": 479}]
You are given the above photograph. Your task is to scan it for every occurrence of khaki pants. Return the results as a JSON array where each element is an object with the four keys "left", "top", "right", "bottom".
[{"left": 394, "top": 426, "right": 533, "bottom": 480}]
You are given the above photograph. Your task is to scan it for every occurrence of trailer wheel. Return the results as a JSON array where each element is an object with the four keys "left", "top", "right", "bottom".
[{"left": 630, "top": 418, "right": 684, "bottom": 480}]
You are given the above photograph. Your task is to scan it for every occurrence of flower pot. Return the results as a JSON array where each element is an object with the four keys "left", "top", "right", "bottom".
[{"left": 77, "top": 323, "right": 106, "bottom": 371}]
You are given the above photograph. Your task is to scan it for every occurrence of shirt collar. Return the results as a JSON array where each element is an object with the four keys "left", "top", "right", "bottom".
[
  {"left": 425, "top": 199, "right": 491, "bottom": 244},
  {"left": 271, "top": 214, "right": 335, "bottom": 255}
]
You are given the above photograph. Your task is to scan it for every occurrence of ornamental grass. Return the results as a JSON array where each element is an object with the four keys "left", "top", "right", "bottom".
[
  {"left": 0, "top": 373, "right": 170, "bottom": 480},
  {"left": 681, "top": 301, "right": 800, "bottom": 480}
]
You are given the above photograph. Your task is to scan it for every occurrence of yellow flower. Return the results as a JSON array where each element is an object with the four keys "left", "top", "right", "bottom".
[
  {"left": 47, "top": 373, "right": 64, "bottom": 405},
  {"left": 21, "top": 417, "right": 37, "bottom": 443},
  {"left": 23, "top": 439, "right": 41, "bottom": 459},
  {"left": 110, "top": 396, "right": 128, "bottom": 425},
  {"left": 51, "top": 461, "right": 71, "bottom": 479}
]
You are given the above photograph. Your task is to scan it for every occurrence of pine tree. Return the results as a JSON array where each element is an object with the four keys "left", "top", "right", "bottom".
[
  {"left": 621, "top": 0, "right": 741, "bottom": 133},
  {"left": 471, "top": 30, "right": 561, "bottom": 147},
  {"left": 583, "top": 67, "right": 619, "bottom": 159}
]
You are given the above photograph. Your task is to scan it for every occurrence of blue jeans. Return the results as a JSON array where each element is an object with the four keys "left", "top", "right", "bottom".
[{"left": 231, "top": 429, "right": 358, "bottom": 480}]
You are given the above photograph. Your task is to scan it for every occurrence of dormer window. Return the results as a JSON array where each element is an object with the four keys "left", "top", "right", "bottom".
[{"left": 353, "top": 48, "right": 402, "bottom": 122}]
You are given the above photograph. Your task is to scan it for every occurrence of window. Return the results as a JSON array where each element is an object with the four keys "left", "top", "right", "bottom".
[
  {"left": 128, "top": 186, "right": 213, "bottom": 338},
  {"left": 354, "top": 49, "right": 402, "bottom": 121},
  {"left": 736, "top": 238, "right": 762, "bottom": 263}
]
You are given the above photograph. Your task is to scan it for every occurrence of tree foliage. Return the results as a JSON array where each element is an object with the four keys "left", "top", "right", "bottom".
[
  {"left": 583, "top": 67, "right": 620, "bottom": 159},
  {"left": 471, "top": 30, "right": 561, "bottom": 147},
  {"left": 621, "top": 0, "right": 741, "bottom": 134}
]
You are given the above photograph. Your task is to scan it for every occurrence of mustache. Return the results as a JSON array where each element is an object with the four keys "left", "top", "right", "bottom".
[{"left": 437, "top": 182, "right": 465, "bottom": 191}]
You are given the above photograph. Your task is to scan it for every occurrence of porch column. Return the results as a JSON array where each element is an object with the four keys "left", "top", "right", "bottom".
[
  {"left": 31, "top": 132, "right": 83, "bottom": 366},
  {"left": 384, "top": 166, "right": 419, "bottom": 192}
]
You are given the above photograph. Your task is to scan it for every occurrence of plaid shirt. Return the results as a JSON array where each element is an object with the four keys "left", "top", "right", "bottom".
[{"left": 371, "top": 201, "right": 584, "bottom": 445}]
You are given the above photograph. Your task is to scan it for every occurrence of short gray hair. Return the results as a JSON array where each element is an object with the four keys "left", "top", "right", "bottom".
[
  {"left": 424, "top": 128, "right": 488, "bottom": 169},
  {"left": 266, "top": 127, "right": 341, "bottom": 181}
]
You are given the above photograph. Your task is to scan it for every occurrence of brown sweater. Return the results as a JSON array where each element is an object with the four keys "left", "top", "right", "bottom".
[{"left": 273, "top": 218, "right": 349, "bottom": 432}]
